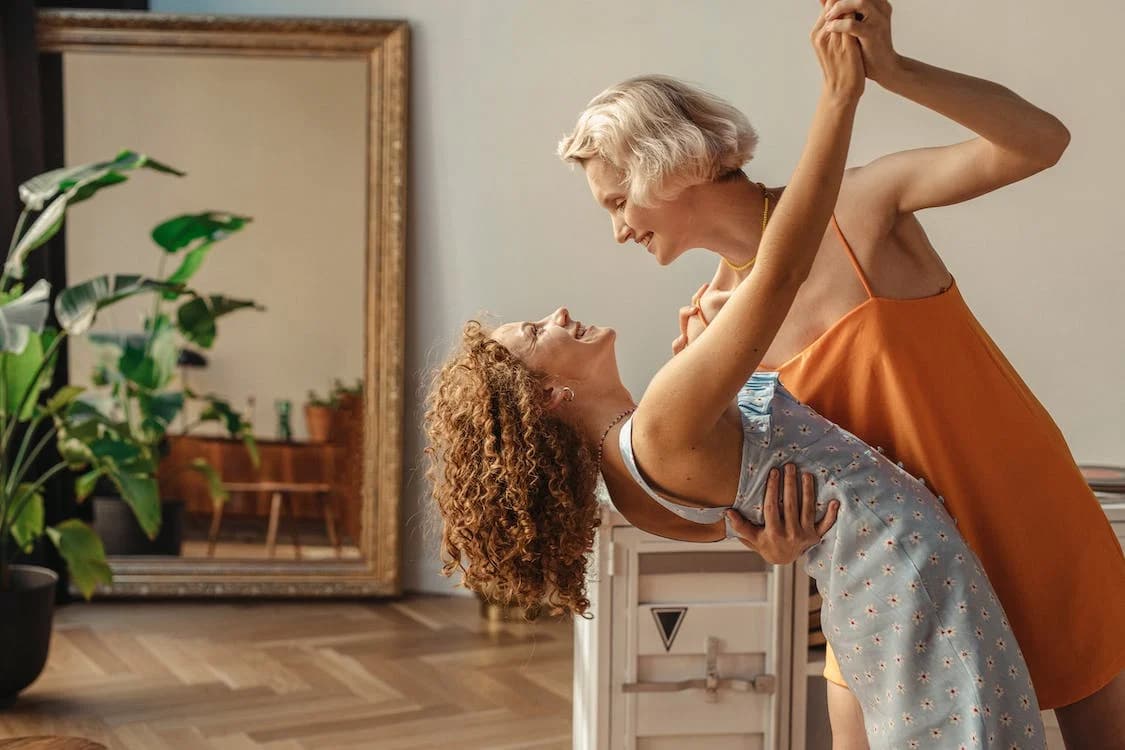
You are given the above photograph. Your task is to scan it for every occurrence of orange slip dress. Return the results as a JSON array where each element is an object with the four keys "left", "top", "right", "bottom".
[{"left": 770, "top": 216, "right": 1125, "bottom": 709}]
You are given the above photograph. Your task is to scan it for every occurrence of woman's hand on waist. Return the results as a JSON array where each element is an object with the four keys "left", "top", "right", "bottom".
[{"left": 726, "top": 463, "right": 841, "bottom": 565}]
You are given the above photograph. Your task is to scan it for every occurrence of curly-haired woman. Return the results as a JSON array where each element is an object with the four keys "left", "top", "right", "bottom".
[
  {"left": 555, "top": 2, "right": 1124, "bottom": 747},
  {"left": 427, "top": 16, "right": 1047, "bottom": 748}
]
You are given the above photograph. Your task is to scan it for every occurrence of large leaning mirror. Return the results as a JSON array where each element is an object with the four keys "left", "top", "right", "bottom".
[{"left": 37, "top": 10, "right": 408, "bottom": 596}]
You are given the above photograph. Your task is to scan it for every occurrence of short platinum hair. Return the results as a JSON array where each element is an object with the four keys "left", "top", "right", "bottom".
[{"left": 557, "top": 75, "right": 759, "bottom": 206}]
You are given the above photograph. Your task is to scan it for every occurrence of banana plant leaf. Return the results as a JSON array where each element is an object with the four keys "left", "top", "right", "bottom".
[
  {"left": 0, "top": 279, "right": 50, "bottom": 354},
  {"left": 156, "top": 212, "right": 252, "bottom": 298},
  {"left": 88, "top": 332, "right": 150, "bottom": 351},
  {"left": 9, "top": 152, "right": 183, "bottom": 280},
  {"left": 46, "top": 519, "right": 112, "bottom": 599},
  {"left": 55, "top": 275, "right": 182, "bottom": 336},
  {"left": 177, "top": 295, "right": 262, "bottom": 349},
  {"left": 5, "top": 194, "right": 67, "bottom": 280},
  {"left": 152, "top": 211, "right": 251, "bottom": 254},
  {"left": 0, "top": 331, "right": 46, "bottom": 421},
  {"left": 18, "top": 150, "right": 183, "bottom": 212}
]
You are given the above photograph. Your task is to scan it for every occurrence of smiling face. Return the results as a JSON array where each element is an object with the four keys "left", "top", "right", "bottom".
[
  {"left": 491, "top": 307, "right": 618, "bottom": 387},
  {"left": 583, "top": 157, "right": 699, "bottom": 266}
]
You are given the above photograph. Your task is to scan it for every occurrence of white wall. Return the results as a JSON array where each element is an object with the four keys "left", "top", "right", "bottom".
[{"left": 152, "top": 0, "right": 1125, "bottom": 595}]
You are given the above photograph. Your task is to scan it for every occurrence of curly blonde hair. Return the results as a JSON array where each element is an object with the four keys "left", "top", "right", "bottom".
[
  {"left": 424, "top": 320, "right": 600, "bottom": 617},
  {"left": 558, "top": 74, "right": 759, "bottom": 206}
]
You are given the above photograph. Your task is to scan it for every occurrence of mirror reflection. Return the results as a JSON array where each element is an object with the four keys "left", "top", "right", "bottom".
[{"left": 63, "top": 51, "right": 368, "bottom": 563}]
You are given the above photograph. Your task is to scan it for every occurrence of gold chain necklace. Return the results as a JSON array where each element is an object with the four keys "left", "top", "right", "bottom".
[
  {"left": 595, "top": 407, "right": 636, "bottom": 475},
  {"left": 722, "top": 182, "right": 772, "bottom": 273}
]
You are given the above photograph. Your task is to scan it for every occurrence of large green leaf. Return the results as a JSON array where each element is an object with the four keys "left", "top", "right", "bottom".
[
  {"left": 176, "top": 295, "right": 262, "bottom": 349},
  {"left": 88, "top": 332, "right": 149, "bottom": 351},
  {"left": 0, "top": 331, "right": 46, "bottom": 421},
  {"left": 9, "top": 488, "right": 45, "bottom": 553},
  {"left": 19, "top": 150, "right": 184, "bottom": 212},
  {"left": 119, "top": 319, "right": 177, "bottom": 391},
  {"left": 153, "top": 211, "right": 251, "bottom": 255},
  {"left": 0, "top": 279, "right": 50, "bottom": 354},
  {"left": 6, "top": 195, "right": 68, "bottom": 280},
  {"left": 88, "top": 435, "right": 144, "bottom": 467},
  {"left": 103, "top": 468, "right": 160, "bottom": 540},
  {"left": 46, "top": 520, "right": 112, "bottom": 599},
  {"left": 55, "top": 275, "right": 180, "bottom": 336},
  {"left": 75, "top": 469, "right": 101, "bottom": 502},
  {"left": 139, "top": 391, "right": 184, "bottom": 440}
]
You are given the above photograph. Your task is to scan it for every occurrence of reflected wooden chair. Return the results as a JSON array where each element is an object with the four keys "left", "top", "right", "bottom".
[{"left": 207, "top": 481, "right": 341, "bottom": 559}]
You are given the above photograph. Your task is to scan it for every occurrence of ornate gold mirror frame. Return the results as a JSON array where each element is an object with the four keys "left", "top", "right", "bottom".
[{"left": 36, "top": 10, "right": 408, "bottom": 597}]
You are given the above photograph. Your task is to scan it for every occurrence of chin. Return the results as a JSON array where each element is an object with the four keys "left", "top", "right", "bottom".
[{"left": 653, "top": 243, "right": 687, "bottom": 266}]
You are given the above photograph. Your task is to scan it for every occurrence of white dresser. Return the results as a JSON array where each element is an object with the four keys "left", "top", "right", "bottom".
[{"left": 573, "top": 506, "right": 814, "bottom": 750}]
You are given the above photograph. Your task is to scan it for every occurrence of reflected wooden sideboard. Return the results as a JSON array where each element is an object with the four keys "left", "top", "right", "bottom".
[{"left": 158, "top": 434, "right": 362, "bottom": 543}]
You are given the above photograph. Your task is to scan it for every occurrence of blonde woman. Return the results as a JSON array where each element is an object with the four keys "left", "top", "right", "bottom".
[{"left": 556, "top": 2, "right": 1124, "bottom": 748}]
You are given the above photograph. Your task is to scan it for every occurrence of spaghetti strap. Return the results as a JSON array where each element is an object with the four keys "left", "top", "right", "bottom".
[{"left": 831, "top": 214, "right": 874, "bottom": 299}]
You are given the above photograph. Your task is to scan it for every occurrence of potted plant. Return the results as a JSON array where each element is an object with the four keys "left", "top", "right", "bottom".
[
  {"left": 304, "top": 389, "right": 337, "bottom": 443},
  {"left": 0, "top": 151, "right": 206, "bottom": 704},
  {"left": 83, "top": 208, "right": 260, "bottom": 554}
]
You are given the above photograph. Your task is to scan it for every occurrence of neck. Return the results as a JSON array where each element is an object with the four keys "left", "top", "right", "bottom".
[
  {"left": 565, "top": 384, "right": 637, "bottom": 457},
  {"left": 688, "top": 174, "right": 772, "bottom": 275}
]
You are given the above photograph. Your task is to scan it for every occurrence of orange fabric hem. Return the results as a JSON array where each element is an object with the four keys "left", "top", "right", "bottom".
[
  {"left": 820, "top": 642, "right": 1125, "bottom": 710},
  {"left": 1037, "top": 653, "right": 1125, "bottom": 711}
]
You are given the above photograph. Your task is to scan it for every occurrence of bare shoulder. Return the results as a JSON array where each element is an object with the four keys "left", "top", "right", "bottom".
[{"left": 834, "top": 165, "right": 899, "bottom": 243}]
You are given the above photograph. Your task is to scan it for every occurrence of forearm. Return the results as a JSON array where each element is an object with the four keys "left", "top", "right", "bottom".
[{"left": 881, "top": 56, "right": 1069, "bottom": 164}]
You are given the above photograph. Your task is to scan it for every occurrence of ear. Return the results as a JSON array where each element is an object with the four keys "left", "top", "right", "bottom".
[{"left": 544, "top": 386, "right": 568, "bottom": 413}]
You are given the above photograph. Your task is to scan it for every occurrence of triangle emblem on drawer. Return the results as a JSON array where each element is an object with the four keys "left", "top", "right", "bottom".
[{"left": 652, "top": 607, "right": 688, "bottom": 652}]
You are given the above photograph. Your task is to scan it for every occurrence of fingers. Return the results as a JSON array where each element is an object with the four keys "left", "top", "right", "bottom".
[
  {"left": 724, "top": 509, "right": 762, "bottom": 547},
  {"left": 815, "top": 499, "right": 842, "bottom": 537},
  {"left": 801, "top": 470, "right": 817, "bottom": 530},
  {"left": 690, "top": 282, "right": 709, "bottom": 308},
  {"left": 782, "top": 464, "right": 799, "bottom": 536},
  {"left": 824, "top": 0, "right": 863, "bottom": 19},
  {"left": 824, "top": 18, "right": 869, "bottom": 36},
  {"left": 671, "top": 333, "right": 686, "bottom": 355},
  {"left": 677, "top": 304, "right": 695, "bottom": 335},
  {"left": 762, "top": 467, "right": 781, "bottom": 530}
]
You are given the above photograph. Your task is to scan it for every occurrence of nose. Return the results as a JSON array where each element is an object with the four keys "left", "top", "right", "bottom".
[
  {"left": 553, "top": 307, "right": 570, "bottom": 326},
  {"left": 613, "top": 214, "right": 633, "bottom": 244}
]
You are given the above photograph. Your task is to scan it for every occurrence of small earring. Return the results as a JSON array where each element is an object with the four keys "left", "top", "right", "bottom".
[{"left": 561, "top": 386, "right": 575, "bottom": 402}]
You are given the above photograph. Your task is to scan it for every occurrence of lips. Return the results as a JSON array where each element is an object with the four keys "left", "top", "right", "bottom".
[{"left": 575, "top": 322, "right": 587, "bottom": 339}]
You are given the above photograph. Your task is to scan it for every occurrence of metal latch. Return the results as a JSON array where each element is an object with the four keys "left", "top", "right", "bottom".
[{"left": 621, "top": 637, "right": 777, "bottom": 703}]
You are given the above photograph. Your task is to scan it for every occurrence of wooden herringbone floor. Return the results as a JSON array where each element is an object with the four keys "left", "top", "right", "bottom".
[{"left": 0, "top": 596, "right": 573, "bottom": 749}]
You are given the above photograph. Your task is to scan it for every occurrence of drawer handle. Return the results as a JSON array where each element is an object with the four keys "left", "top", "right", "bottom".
[
  {"left": 621, "top": 674, "right": 777, "bottom": 697},
  {"left": 621, "top": 637, "right": 776, "bottom": 702}
]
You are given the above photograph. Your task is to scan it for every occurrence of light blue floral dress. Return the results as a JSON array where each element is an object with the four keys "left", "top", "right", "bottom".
[{"left": 617, "top": 372, "right": 1046, "bottom": 749}]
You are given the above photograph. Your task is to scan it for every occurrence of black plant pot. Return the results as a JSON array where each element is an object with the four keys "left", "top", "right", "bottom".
[
  {"left": 0, "top": 564, "right": 59, "bottom": 707},
  {"left": 91, "top": 496, "right": 184, "bottom": 556}
]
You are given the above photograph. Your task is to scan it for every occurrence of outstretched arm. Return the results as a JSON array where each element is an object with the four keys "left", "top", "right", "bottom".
[
  {"left": 827, "top": 0, "right": 1070, "bottom": 214},
  {"left": 636, "top": 12, "right": 863, "bottom": 449}
]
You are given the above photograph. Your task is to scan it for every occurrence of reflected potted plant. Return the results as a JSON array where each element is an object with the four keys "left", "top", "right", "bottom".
[
  {"left": 84, "top": 208, "right": 261, "bottom": 555},
  {"left": 303, "top": 389, "right": 337, "bottom": 443},
  {"left": 0, "top": 151, "right": 208, "bottom": 705}
]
